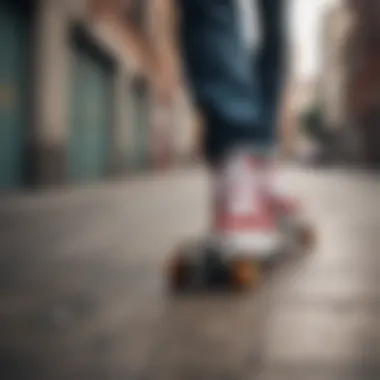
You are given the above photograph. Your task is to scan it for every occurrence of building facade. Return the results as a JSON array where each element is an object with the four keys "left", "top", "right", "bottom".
[
  {"left": 320, "top": 2, "right": 353, "bottom": 132},
  {"left": 0, "top": 0, "right": 195, "bottom": 189},
  {"left": 345, "top": 0, "right": 380, "bottom": 164}
]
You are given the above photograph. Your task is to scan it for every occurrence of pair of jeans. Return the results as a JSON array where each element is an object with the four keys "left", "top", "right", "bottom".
[{"left": 177, "top": 0, "right": 287, "bottom": 164}]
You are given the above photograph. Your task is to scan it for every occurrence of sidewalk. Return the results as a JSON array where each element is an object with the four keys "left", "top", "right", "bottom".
[
  {"left": 1, "top": 166, "right": 380, "bottom": 379},
  {"left": 0, "top": 165, "right": 206, "bottom": 211}
]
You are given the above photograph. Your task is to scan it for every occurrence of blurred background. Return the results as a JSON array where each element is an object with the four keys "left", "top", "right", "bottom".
[
  {"left": 1, "top": 0, "right": 380, "bottom": 379},
  {"left": 2, "top": 0, "right": 378, "bottom": 190},
  {"left": 1, "top": 0, "right": 379, "bottom": 189}
]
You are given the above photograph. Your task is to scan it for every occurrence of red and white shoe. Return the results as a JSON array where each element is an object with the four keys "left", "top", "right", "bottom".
[
  {"left": 263, "top": 163, "right": 315, "bottom": 252},
  {"left": 262, "top": 162, "right": 303, "bottom": 219},
  {"left": 211, "top": 151, "right": 281, "bottom": 258}
]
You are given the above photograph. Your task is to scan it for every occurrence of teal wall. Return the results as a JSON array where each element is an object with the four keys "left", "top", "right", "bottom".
[
  {"left": 68, "top": 31, "right": 113, "bottom": 183},
  {"left": 0, "top": 1, "right": 30, "bottom": 189},
  {"left": 132, "top": 79, "right": 149, "bottom": 169}
]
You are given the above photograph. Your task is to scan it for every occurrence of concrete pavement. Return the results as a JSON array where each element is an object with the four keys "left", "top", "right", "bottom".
[{"left": 1, "top": 166, "right": 380, "bottom": 379}]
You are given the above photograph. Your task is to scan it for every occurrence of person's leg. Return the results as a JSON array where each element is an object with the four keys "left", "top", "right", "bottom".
[
  {"left": 177, "top": 0, "right": 280, "bottom": 256},
  {"left": 255, "top": 0, "right": 287, "bottom": 146},
  {"left": 254, "top": 0, "right": 301, "bottom": 215},
  {"left": 177, "top": 0, "right": 261, "bottom": 165}
]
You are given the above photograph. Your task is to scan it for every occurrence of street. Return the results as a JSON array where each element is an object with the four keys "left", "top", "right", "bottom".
[{"left": 1, "top": 166, "right": 380, "bottom": 379}]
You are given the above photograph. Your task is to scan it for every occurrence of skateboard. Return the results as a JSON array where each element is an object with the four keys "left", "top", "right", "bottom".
[
  {"left": 167, "top": 157, "right": 316, "bottom": 292},
  {"left": 167, "top": 239, "right": 261, "bottom": 292},
  {"left": 167, "top": 211, "right": 316, "bottom": 293},
  {"left": 275, "top": 201, "right": 316, "bottom": 255}
]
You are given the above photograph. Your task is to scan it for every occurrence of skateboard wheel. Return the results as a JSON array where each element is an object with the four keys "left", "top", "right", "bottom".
[
  {"left": 229, "top": 259, "right": 261, "bottom": 290},
  {"left": 297, "top": 223, "right": 316, "bottom": 251}
]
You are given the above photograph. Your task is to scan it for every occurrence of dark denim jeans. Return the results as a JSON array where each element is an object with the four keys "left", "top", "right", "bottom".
[{"left": 177, "top": 0, "right": 287, "bottom": 163}]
